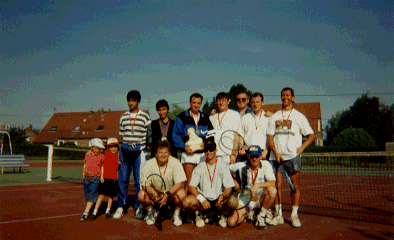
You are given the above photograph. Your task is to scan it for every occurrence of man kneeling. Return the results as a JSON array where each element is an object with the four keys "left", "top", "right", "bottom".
[
  {"left": 138, "top": 140, "right": 187, "bottom": 226},
  {"left": 228, "top": 145, "right": 276, "bottom": 230},
  {"left": 182, "top": 137, "right": 234, "bottom": 228}
]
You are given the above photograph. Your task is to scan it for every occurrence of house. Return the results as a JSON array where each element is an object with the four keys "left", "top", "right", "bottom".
[
  {"left": 34, "top": 109, "right": 149, "bottom": 147},
  {"left": 263, "top": 102, "right": 323, "bottom": 146},
  {"left": 23, "top": 124, "right": 38, "bottom": 144}
]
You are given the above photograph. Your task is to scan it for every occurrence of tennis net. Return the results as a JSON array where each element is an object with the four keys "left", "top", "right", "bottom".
[{"left": 279, "top": 152, "right": 394, "bottom": 225}]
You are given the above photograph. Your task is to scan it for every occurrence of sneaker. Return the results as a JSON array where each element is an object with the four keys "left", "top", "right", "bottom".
[
  {"left": 267, "top": 215, "right": 284, "bottom": 226},
  {"left": 195, "top": 212, "right": 205, "bottom": 228},
  {"left": 265, "top": 211, "right": 273, "bottom": 224},
  {"left": 88, "top": 214, "right": 98, "bottom": 221},
  {"left": 113, "top": 207, "right": 124, "bottom": 219},
  {"left": 172, "top": 211, "right": 182, "bottom": 227},
  {"left": 106, "top": 213, "right": 112, "bottom": 219},
  {"left": 246, "top": 210, "right": 255, "bottom": 223},
  {"left": 291, "top": 215, "right": 301, "bottom": 228},
  {"left": 80, "top": 214, "right": 88, "bottom": 222},
  {"left": 255, "top": 215, "right": 267, "bottom": 230},
  {"left": 145, "top": 207, "right": 156, "bottom": 226},
  {"left": 135, "top": 208, "right": 145, "bottom": 220},
  {"left": 218, "top": 214, "right": 227, "bottom": 228}
]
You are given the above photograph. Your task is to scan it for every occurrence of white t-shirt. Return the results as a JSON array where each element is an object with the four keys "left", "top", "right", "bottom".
[
  {"left": 189, "top": 159, "right": 235, "bottom": 201},
  {"left": 238, "top": 110, "right": 270, "bottom": 150},
  {"left": 140, "top": 156, "right": 186, "bottom": 191},
  {"left": 208, "top": 109, "right": 241, "bottom": 158},
  {"left": 267, "top": 109, "right": 314, "bottom": 160}
]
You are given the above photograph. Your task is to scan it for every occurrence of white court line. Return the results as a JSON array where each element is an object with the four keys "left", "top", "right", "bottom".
[
  {"left": 0, "top": 214, "right": 80, "bottom": 225},
  {"left": 0, "top": 186, "right": 80, "bottom": 193}
]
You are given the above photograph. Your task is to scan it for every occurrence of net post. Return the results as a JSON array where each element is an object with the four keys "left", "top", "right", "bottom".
[{"left": 46, "top": 144, "right": 54, "bottom": 181}]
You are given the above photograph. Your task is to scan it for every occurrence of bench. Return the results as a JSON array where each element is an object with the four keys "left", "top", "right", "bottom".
[{"left": 0, "top": 155, "right": 29, "bottom": 174}]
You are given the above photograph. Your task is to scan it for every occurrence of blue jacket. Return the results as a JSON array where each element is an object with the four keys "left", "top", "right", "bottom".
[{"left": 172, "top": 109, "right": 213, "bottom": 152}]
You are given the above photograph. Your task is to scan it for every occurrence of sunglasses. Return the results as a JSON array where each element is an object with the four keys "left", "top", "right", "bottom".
[
  {"left": 203, "top": 144, "right": 216, "bottom": 152},
  {"left": 236, "top": 98, "right": 247, "bottom": 103}
]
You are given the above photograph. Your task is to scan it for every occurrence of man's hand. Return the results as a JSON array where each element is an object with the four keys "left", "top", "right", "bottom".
[
  {"left": 265, "top": 111, "right": 273, "bottom": 117},
  {"left": 230, "top": 154, "right": 237, "bottom": 164},
  {"left": 238, "top": 147, "right": 246, "bottom": 156},
  {"left": 185, "top": 146, "right": 193, "bottom": 154},
  {"left": 260, "top": 149, "right": 268, "bottom": 160},
  {"left": 116, "top": 161, "right": 121, "bottom": 166},
  {"left": 296, "top": 146, "right": 304, "bottom": 156},
  {"left": 158, "top": 194, "right": 168, "bottom": 208},
  {"left": 275, "top": 153, "right": 284, "bottom": 163},
  {"left": 216, "top": 195, "right": 224, "bottom": 208},
  {"left": 100, "top": 178, "right": 104, "bottom": 183},
  {"left": 201, "top": 200, "right": 211, "bottom": 210},
  {"left": 250, "top": 184, "right": 258, "bottom": 195}
]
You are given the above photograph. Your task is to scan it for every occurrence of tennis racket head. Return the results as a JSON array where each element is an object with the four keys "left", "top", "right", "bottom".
[
  {"left": 227, "top": 188, "right": 253, "bottom": 210},
  {"left": 220, "top": 130, "right": 247, "bottom": 155},
  {"left": 145, "top": 173, "right": 166, "bottom": 203}
]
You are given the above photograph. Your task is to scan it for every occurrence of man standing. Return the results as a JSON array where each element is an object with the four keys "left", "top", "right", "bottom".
[
  {"left": 208, "top": 92, "right": 241, "bottom": 165},
  {"left": 172, "top": 93, "right": 213, "bottom": 193},
  {"left": 151, "top": 100, "right": 177, "bottom": 158},
  {"left": 182, "top": 137, "right": 234, "bottom": 228},
  {"left": 267, "top": 87, "right": 315, "bottom": 228},
  {"left": 114, "top": 90, "right": 151, "bottom": 220},
  {"left": 238, "top": 92, "right": 270, "bottom": 160},
  {"left": 139, "top": 140, "right": 187, "bottom": 227}
]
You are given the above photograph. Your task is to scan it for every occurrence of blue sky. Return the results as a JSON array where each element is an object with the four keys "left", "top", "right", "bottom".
[{"left": 1, "top": 0, "right": 393, "bottom": 132}]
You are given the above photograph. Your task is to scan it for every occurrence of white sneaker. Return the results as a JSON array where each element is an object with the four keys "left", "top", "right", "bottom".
[
  {"left": 291, "top": 215, "right": 301, "bottom": 228},
  {"left": 145, "top": 207, "right": 156, "bottom": 226},
  {"left": 135, "top": 208, "right": 145, "bottom": 220},
  {"left": 265, "top": 211, "right": 273, "bottom": 224},
  {"left": 267, "top": 215, "right": 284, "bottom": 226},
  {"left": 172, "top": 211, "right": 182, "bottom": 227},
  {"left": 246, "top": 210, "right": 255, "bottom": 223},
  {"left": 195, "top": 212, "right": 205, "bottom": 228},
  {"left": 218, "top": 214, "right": 227, "bottom": 228},
  {"left": 113, "top": 207, "right": 124, "bottom": 219},
  {"left": 255, "top": 215, "right": 267, "bottom": 230}
]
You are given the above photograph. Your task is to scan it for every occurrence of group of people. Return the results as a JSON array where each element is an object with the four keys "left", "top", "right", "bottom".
[{"left": 81, "top": 87, "right": 315, "bottom": 230}]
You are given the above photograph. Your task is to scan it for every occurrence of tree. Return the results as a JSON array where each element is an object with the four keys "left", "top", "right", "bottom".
[
  {"left": 202, "top": 96, "right": 216, "bottom": 116},
  {"left": 168, "top": 104, "right": 186, "bottom": 120},
  {"left": 333, "top": 127, "right": 378, "bottom": 149},
  {"left": 325, "top": 94, "right": 394, "bottom": 148},
  {"left": 228, "top": 83, "right": 253, "bottom": 110}
]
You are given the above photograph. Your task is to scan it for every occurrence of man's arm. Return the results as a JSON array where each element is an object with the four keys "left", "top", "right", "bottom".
[
  {"left": 267, "top": 134, "right": 282, "bottom": 163},
  {"left": 297, "top": 134, "right": 315, "bottom": 155}
]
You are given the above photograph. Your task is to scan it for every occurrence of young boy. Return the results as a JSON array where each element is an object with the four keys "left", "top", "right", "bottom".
[
  {"left": 89, "top": 138, "right": 121, "bottom": 220},
  {"left": 80, "top": 138, "right": 105, "bottom": 222}
]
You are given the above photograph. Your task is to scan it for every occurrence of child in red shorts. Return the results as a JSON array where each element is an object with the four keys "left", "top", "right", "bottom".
[
  {"left": 80, "top": 138, "right": 105, "bottom": 222},
  {"left": 90, "top": 137, "right": 121, "bottom": 220}
]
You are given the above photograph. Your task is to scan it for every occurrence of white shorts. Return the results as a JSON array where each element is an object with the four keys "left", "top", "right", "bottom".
[
  {"left": 248, "top": 188, "right": 265, "bottom": 209},
  {"left": 181, "top": 152, "right": 205, "bottom": 165}
]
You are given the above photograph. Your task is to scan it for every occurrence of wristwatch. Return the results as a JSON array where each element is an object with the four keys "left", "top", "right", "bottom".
[{"left": 165, "top": 191, "right": 171, "bottom": 197}]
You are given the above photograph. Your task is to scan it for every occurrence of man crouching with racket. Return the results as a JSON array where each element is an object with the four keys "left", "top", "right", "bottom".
[
  {"left": 138, "top": 140, "right": 187, "bottom": 227},
  {"left": 228, "top": 145, "right": 276, "bottom": 230},
  {"left": 182, "top": 137, "right": 235, "bottom": 228}
]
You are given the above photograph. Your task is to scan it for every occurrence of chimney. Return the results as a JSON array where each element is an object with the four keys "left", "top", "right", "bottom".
[{"left": 89, "top": 108, "right": 94, "bottom": 117}]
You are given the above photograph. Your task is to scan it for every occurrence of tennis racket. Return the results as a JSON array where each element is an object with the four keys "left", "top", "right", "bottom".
[
  {"left": 145, "top": 173, "right": 167, "bottom": 231},
  {"left": 281, "top": 162, "right": 296, "bottom": 192},
  {"left": 220, "top": 130, "right": 249, "bottom": 156},
  {"left": 223, "top": 188, "right": 253, "bottom": 210}
]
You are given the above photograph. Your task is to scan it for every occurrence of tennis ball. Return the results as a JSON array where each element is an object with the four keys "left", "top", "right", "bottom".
[{"left": 228, "top": 195, "right": 238, "bottom": 209}]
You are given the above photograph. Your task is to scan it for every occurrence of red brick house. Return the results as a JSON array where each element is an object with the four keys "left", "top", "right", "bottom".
[
  {"left": 263, "top": 102, "right": 323, "bottom": 146},
  {"left": 23, "top": 124, "right": 38, "bottom": 144},
  {"left": 34, "top": 109, "right": 149, "bottom": 147}
]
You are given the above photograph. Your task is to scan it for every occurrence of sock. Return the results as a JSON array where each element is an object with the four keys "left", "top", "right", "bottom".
[
  {"left": 83, "top": 211, "right": 89, "bottom": 216},
  {"left": 93, "top": 209, "right": 98, "bottom": 215},
  {"left": 291, "top": 206, "right": 299, "bottom": 217},
  {"left": 106, "top": 208, "right": 110, "bottom": 214},
  {"left": 275, "top": 204, "right": 282, "bottom": 216},
  {"left": 258, "top": 207, "right": 268, "bottom": 218},
  {"left": 174, "top": 207, "right": 181, "bottom": 215}
]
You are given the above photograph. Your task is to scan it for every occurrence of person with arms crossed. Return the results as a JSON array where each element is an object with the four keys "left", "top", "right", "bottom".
[
  {"left": 208, "top": 92, "right": 241, "bottom": 165},
  {"left": 139, "top": 140, "right": 187, "bottom": 226},
  {"left": 172, "top": 93, "right": 213, "bottom": 193},
  {"left": 151, "top": 100, "right": 177, "bottom": 158},
  {"left": 267, "top": 87, "right": 315, "bottom": 228},
  {"left": 227, "top": 145, "right": 276, "bottom": 230},
  {"left": 182, "top": 137, "right": 235, "bottom": 228},
  {"left": 114, "top": 90, "right": 151, "bottom": 220}
]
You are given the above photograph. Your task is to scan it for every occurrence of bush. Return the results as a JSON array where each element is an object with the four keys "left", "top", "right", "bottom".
[{"left": 333, "top": 127, "right": 378, "bottom": 149}]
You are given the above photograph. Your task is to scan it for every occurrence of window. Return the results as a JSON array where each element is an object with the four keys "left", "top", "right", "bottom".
[
  {"left": 95, "top": 125, "right": 104, "bottom": 131},
  {"left": 49, "top": 126, "right": 57, "bottom": 132},
  {"left": 73, "top": 126, "right": 81, "bottom": 131}
]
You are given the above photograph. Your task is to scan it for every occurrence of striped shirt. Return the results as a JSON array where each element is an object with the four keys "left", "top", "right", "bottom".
[{"left": 119, "top": 110, "right": 151, "bottom": 147}]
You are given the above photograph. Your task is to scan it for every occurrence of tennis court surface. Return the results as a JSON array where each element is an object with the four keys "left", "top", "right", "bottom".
[{"left": 0, "top": 159, "right": 393, "bottom": 240}]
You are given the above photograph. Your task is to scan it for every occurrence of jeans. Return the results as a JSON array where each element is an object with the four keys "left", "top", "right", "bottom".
[{"left": 117, "top": 143, "right": 147, "bottom": 210}]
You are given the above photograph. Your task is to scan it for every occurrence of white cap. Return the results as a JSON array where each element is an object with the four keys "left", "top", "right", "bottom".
[
  {"left": 89, "top": 138, "right": 105, "bottom": 149},
  {"left": 107, "top": 137, "right": 119, "bottom": 146}
]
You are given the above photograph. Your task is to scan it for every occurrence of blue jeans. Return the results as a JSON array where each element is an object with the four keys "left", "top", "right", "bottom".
[
  {"left": 83, "top": 177, "right": 100, "bottom": 202},
  {"left": 117, "top": 143, "right": 146, "bottom": 210}
]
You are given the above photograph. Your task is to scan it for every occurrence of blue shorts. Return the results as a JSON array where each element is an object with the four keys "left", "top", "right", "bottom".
[
  {"left": 270, "top": 156, "right": 301, "bottom": 174},
  {"left": 83, "top": 177, "right": 100, "bottom": 202}
]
